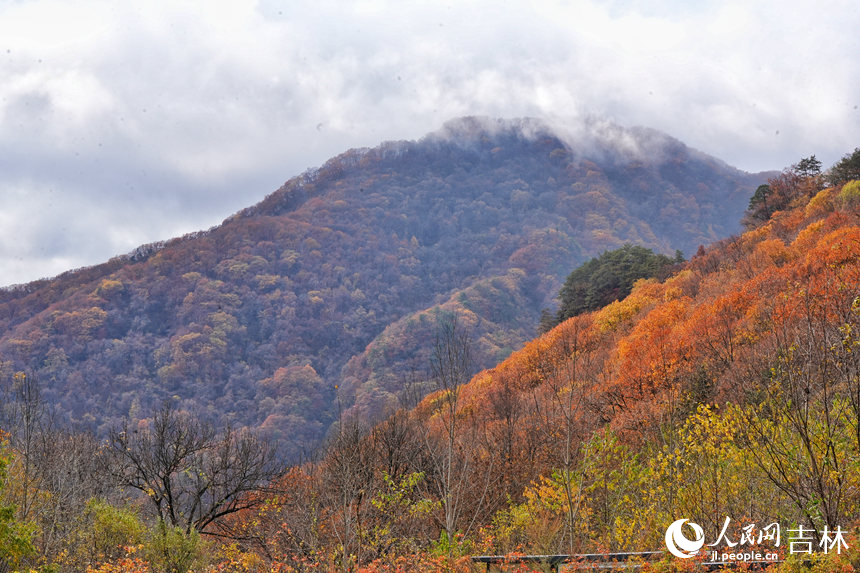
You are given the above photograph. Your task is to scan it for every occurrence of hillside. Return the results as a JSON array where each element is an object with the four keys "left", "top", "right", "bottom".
[
  {"left": 0, "top": 117, "right": 768, "bottom": 459},
  {"left": 218, "top": 164, "right": 860, "bottom": 571}
]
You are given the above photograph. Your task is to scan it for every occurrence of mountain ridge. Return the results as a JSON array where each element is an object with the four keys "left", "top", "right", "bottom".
[
  {"left": 1, "top": 116, "right": 759, "bottom": 295},
  {"left": 0, "top": 116, "right": 770, "bottom": 459}
]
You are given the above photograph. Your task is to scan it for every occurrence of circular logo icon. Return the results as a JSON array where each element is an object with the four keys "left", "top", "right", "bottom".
[{"left": 665, "top": 518, "right": 705, "bottom": 558}]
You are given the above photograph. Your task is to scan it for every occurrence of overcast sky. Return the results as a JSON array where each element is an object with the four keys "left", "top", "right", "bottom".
[{"left": 1, "top": 0, "right": 858, "bottom": 287}]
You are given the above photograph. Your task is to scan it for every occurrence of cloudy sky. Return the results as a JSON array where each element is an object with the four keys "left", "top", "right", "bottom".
[{"left": 2, "top": 0, "right": 858, "bottom": 286}]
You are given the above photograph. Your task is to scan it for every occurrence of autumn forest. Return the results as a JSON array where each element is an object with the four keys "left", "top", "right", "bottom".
[{"left": 2, "top": 120, "right": 860, "bottom": 572}]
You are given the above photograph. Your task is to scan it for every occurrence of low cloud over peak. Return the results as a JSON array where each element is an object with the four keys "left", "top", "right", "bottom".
[{"left": 1, "top": 0, "right": 857, "bottom": 285}]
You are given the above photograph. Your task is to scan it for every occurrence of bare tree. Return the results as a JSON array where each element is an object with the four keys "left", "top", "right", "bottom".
[
  {"left": 419, "top": 315, "right": 492, "bottom": 561},
  {"left": 33, "top": 429, "right": 110, "bottom": 565},
  {"left": 320, "top": 418, "right": 375, "bottom": 571},
  {"left": 107, "top": 401, "right": 282, "bottom": 536},
  {"left": 488, "top": 374, "right": 520, "bottom": 470},
  {"left": 527, "top": 318, "right": 599, "bottom": 553},
  {"left": 370, "top": 409, "right": 422, "bottom": 485},
  {"left": 1, "top": 372, "right": 43, "bottom": 521},
  {"left": 0, "top": 372, "right": 114, "bottom": 568},
  {"left": 431, "top": 316, "right": 470, "bottom": 550},
  {"left": 734, "top": 269, "right": 860, "bottom": 533}
]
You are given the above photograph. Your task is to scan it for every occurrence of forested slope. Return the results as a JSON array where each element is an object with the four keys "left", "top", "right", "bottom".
[
  {"left": 223, "top": 157, "right": 860, "bottom": 571},
  {"left": 0, "top": 117, "right": 766, "bottom": 458},
  {"left": 2, "top": 146, "right": 857, "bottom": 573}
]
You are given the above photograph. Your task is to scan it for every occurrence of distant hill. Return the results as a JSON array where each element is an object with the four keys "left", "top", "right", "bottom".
[
  {"left": 221, "top": 160, "right": 860, "bottom": 572},
  {"left": 0, "top": 116, "right": 769, "bottom": 459}
]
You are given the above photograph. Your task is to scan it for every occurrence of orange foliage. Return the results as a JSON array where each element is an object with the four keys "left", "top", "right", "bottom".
[
  {"left": 86, "top": 546, "right": 150, "bottom": 573},
  {"left": 198, "top": 179, "right": 860, "bottom": 568},
  {"left": 452, "top": 180, "right": 860, "bottom": 450}
]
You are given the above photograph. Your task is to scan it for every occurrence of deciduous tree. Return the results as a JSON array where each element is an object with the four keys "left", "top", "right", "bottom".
[{"left": 107, "top": 402, "right": 281, "bottom": 536}]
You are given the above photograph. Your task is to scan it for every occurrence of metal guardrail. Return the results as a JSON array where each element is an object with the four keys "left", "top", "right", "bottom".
[{"left": 471, "top": 552, "right": 662, "bottom": 572}]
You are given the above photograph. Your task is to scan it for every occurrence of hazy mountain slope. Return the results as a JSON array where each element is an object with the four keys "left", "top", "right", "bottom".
[
  {"left": 226, "top": 169, "right": 860, "bottom": 572},
  {"left": 0, "top": 117, "right": 768, "bottom": 459},
  {"left": 338, "top": 268, "right": 546, "bottom": 418},
  {"left": 399, "top": 180, "right": 860, "bottom": 556}
]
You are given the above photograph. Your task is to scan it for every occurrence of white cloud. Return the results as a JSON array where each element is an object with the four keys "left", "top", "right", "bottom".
[{"left": 1, "top": 0, "right": 858, "bottom": 285}]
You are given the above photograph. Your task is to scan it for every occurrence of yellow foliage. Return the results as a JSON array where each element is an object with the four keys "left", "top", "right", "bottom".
[
  {"left": 804, "top": 187, "right": 834, "bottom": 218},
  {"left": 753, "top": 238, "right": 792, "bottom": 267},
  {"left": 95, "top": 278, "right": 124, "bottom": 298},
  {"left": 51, "top": 307, "right": 107, "bottom": 338},
  {"left": 837, "top": 179, "right": 860, "bottom": 208},
  {"left": 792, "top": 219, "right": 826, "bottom": 252},
  {"left": 594, "top": 281, "right": 660, "bottom": 333},
  {"left": 217, "top": 543, "right": 265, "bottom": 572},
  {"left": 739, "top": 223, "right": 771, "bottom": 249}
]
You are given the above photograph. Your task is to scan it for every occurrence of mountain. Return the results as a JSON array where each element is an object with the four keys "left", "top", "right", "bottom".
[
  {"left": 225, "top": 162, "right": 860, "bottom": 571},
  {"left": 0, "top": 116, "right": 769, "bottom": 459}
]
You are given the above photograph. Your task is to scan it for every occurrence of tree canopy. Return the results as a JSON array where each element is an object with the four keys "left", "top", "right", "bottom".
[
  {"left": 828, "top": 147, "right": 860, "bottom": 186},
  {"left": 556, "top": 244, "right": 678, "bottom": 322}
]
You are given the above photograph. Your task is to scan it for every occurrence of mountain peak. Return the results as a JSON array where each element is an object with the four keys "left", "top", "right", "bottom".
[
  {"left": 419, "top": 115, "right": 724, "bottom": 173},
  {"left": 428, "top": 116, "right": 555, "bottom": 143},
  {"left": 0, "top": 116, "right": 768, "bottom": 460}
]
